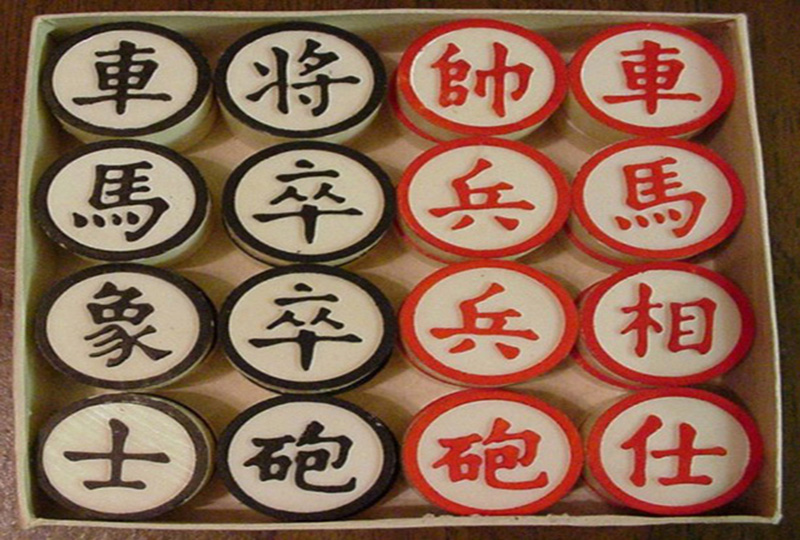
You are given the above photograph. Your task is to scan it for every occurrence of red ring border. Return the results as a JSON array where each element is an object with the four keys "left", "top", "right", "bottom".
[
  {"left": 572, "top": 138, "right": 746, "bottom": 261},
  {"left": 399, "top": 260, "right": 579, "bottom": 387},
  {"left": 397, "top": 19, "right": 568, "bottom": 137},
  {"left": 403, "top": 389, "right": 584, "bottom": 515},
  {"left": 579, "top": 261, "right": 755, "bottom": 387},
  {"left": 397, "top": 137, "right": 571, "bottom": 260},
  {"left": 568, "top": 22, "right": 736, "bottom": 138},
  {"left": 585, "top": 388, "right": 764, "bottom": 515}
]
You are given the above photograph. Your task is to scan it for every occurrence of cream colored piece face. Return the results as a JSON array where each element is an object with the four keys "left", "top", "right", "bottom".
[
  {"left": 410, "top": 29, "right": 557, "bottom": 128},
  {"left": 225, "top": 401, "right": 385, "bottom": 514},
  {"left": 45, "top": 147, "right": 200, "bottom": 255},
  {"left": 578, "top": 29, "right": 723, "bottom": 129},
  {"left": 580, "top": 145, "right": 734, "bottom": 253},
  {"left": 406, "top": 143, "right": 560, "bottom": 254},
  {"left": 227, "top": 272, "right": 384, "bottom": 383},
  {"left": 51, "top": 30, "right": 199, "bottom": 131},
  {"left": 231, "top": 148, "right": 386, "bottom": 258},
  {"left": 224, "top": 31, "right": 376, "bottom": 133},
  {"left": 415, "top": 399, "right": 573, "bottom": 511},
  {"left": 45, "top": 271, "right": 201, "bottom": 385},
  {"left": 413, "top": 267, "right": 567, "bottom": 378},
  {"left": 597, "top": 396, "right": 752, "bottom": 508},
  {"left": 40, "top": 401, "right": 201, "bottom": 516},
  {"left": 592, "top": 269, "right": 743, "bottom": 379}
]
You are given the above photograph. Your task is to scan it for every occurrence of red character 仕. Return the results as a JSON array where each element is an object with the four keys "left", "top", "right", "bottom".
[
  {"left": 431, "top": 42, "right": 533, "bottom": 117},
  {"left": 602, "top": 40, "right": 702, "bottom": 115},
  {"left": 430, "top": 282, "right": 539, "bottom": 360},
  {"left": 613, "top": 157, "right": 707, "bottom": 239},
  {"left": 433, "top": 417, "right": 548, "bottom": 490},
  {"left": 621, "top": 283, "right": 717, "bottom": 357},
  {"left": 621, "top": 414, "right": 728, "bottom": 487},
  {"left": 428, "top": 158, "right": 535, "bottom": 231}
]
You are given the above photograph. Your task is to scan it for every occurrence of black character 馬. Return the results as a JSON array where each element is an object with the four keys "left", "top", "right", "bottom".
[
  {"left": 248, "top": 282, "right": 362, "bottom": 371},
  {"left": 73, "top": 40, "right": 172, "bottom": 115},
  {"left": 85, "top": 281, "right": 172, "bottom": 367},
  {"left": 251, "top": 159, "right": 363, "bottom": 244},
  {"left": 244, "top": 420, "right": 357, "bottom": 493},
  {"left": 72, "top": 161, "right": 170, "bottom": 243},
  {"left": 247, "top": 39, "right": 361, "bottom": 117},
  {"left": 63, "top": 418, "right": 170, "bottom": 490}
]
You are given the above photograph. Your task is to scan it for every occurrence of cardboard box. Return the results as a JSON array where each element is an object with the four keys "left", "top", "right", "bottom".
[{"left": 14, "top": 9, "right": 781, "bottom": 529}]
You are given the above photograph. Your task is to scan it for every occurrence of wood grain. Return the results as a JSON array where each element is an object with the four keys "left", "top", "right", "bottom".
[{"left": 1, "top": 1, "right": 798, "bottom": 539}]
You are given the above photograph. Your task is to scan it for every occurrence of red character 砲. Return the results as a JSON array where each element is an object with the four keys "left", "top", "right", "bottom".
[
  {"left": 613, "top": 157, "right": 706, "bottom": 238},
  {"left": 621, "top": 283, "right": 717, "bottom": 357},
  {"left": 602, "top": 40, "right": 702, "bottom": 115},
  {"left": 431, "top": 42, "right": 533, "bottom": 117},
  {"left": 434, "top": 417, "right": 548, "bottom": 490},
  {"left": 430, "top": 282, "right": 539, "bottom": 360},
  {"left": 621, "top": 414, "right": 728, "bottom": 487},
  {"left": 428, "top": 158, "right": 535, "bottom": 231}
]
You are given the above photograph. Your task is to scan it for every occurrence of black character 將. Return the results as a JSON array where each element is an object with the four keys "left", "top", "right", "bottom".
[{"left": 246, "top": 39, "right": 361, "bottom": 117}]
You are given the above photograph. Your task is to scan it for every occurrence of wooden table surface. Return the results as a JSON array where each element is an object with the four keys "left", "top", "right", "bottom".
[{"left": 1, "top": 1, "right": 798, "bottom": 539}]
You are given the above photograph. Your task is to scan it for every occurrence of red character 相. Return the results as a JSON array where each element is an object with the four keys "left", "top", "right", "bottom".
[{"left": 621, "top": 283, "right": 717, "bottom": 357}]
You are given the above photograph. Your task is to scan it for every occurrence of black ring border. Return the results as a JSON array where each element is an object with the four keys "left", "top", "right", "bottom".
[
  {"left": 219, "top": 264, "right": 397, "bottom": 394},
  {"left": 222, "top": 141, "right": 395, "bottom": 265},
  {"left": 214, "top": 21, "right": 386, "bottom": 139},
  {"left": 41, "top": 22, "right": 212, "bottom": 138},
  {"left": 36, "top": 392, "right": 215, "bottom": 521},
  {"left": 33, "top": 139, "right": 210, "bottom": 262},
  {"left": 217, "top": 394, "right": 399, "bottom": 522},
  {"left": 34, "top": 263, "right": 217, "bottom": 390}
]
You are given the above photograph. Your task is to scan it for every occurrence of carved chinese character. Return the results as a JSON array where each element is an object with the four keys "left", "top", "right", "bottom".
[
  {"left": 431, "top": 282, "right": 539, "bottom": 360},
  {"left": 621, "top": 414, "right": 728, "bottom": 487},
  {"left": 613, "top": 157, "right": 707, "bottom": 239},
  {"left": 73, "top": 40, "right": 172, "bottom": 115},
  {"left": 247, "top": 39, "right": 361, "bottom": 117},
  {"left": 621, "top": 283, "right": 717, "bottom": 358},
  {"left": 63, "top": 418, "right": 170, "bottom": 490},
  {"left": 602, "top": 40, "right": 702, "bottom": 115},
  {"left": 434, "top": 417, "right": 548, "bottom": 490},
  {"left": 245, "top": 420, "right": 357, "bottom": 493},
  {"left": 248, "top": 282, "right": 362, "bottom": 371},
  {"left": 431, "top": 42, "right": 533, "bottom": 118},
  {"left": 85, "top": 281, "right": 171, "bottom": 367},
  {"left": 428, "top": 158, "right": 535, "bottom": 231}
]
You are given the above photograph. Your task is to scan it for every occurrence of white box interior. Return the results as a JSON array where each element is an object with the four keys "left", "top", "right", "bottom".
[{"left": 14, "top": 9, "right": 781, "bottom": 529}]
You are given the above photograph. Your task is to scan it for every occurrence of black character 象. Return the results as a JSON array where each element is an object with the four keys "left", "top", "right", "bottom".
[{"left": 85, "top": 281, "right": 172, "bottom": 367}]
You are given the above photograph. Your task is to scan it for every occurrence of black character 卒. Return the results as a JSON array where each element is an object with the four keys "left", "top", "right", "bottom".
[
  {"left": 252, "top": 158, "right": 363, "bottom": 244},
  {"left": 249, "top": 282, "right": 362, "bottom": 371}
]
